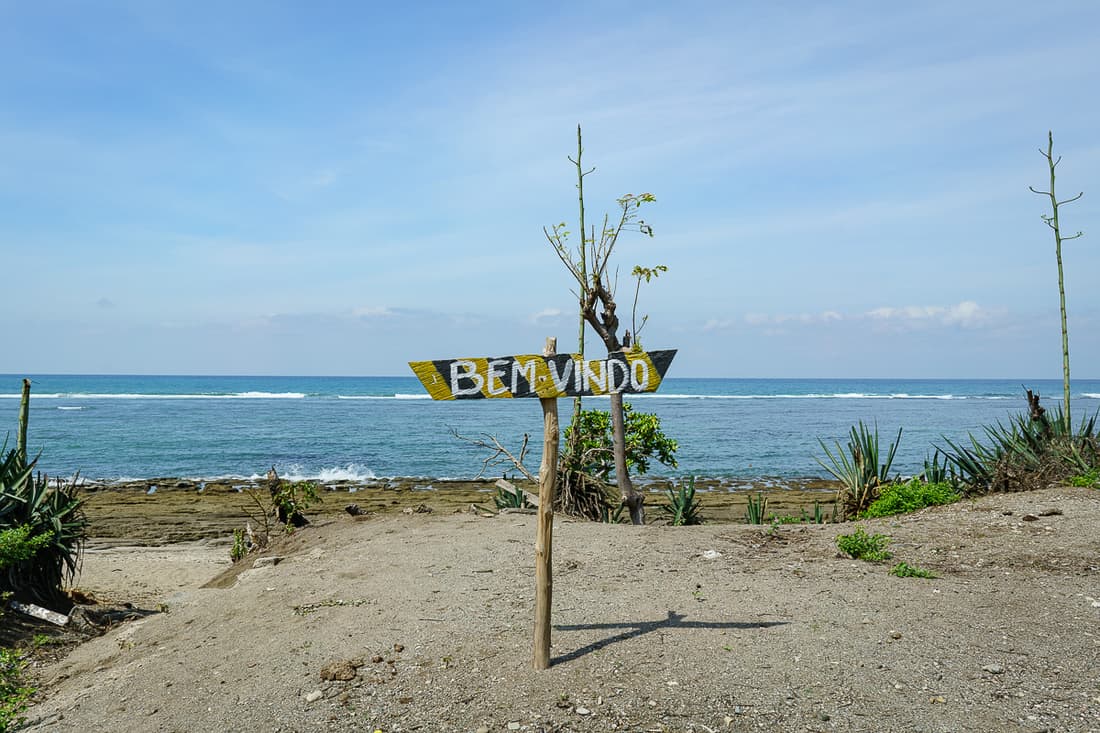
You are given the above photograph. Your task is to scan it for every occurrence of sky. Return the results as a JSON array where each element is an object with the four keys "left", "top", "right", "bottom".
[{"left": 1, "top": 1, "right": 1098, "bottom": 378}]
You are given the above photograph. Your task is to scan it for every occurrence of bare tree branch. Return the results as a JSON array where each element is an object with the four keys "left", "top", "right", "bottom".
[{"left": 450, "top": 429, "right": 536, "bottom": 482}]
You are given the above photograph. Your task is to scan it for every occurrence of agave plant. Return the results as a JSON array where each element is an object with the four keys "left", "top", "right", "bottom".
[
  {"left": 0, "top": 465, "right": 87, "bottom": 608},
  {"left": 940, "top": 404, "right": 1099, "bottom": 494},
  {"left": 744, "top": 491, "right": 769, "bottom": 525},
  {"left": 661, "top": 477, "right": 702, "bottom": 526},
  {"left": 1, "top": 383, "right": 88, "bottom": 608},
  {"left": 816, "top": 422, "right": 902, "bottom": 518}
]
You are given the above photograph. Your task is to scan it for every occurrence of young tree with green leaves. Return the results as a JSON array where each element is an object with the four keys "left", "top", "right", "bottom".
[
  {"left": 1029, "top": 131, "right": 1084, "bottom": 431},
  {"left": 544, "top": 126, "right": 670, "bottom": 524}
]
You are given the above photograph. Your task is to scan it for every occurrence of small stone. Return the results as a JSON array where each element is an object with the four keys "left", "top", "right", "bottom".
[
  {"left": 575, "top": 707, "right": 591, "bottom": 715},
  {"left": 1021, "top": 514, "right": 1039, "bottom": 522},
  {"left": 1038, "top": 507, "right": 1062, "bottom": 517},
  {"left": 982, "top": 664, "right": 1005, "bottom": 674},
  {"left": 647, "top": 700, "right": 657, "bottom": 707},
  {"left": 394, "top": 643, "right": 405, "bottom": 653},
  {"left": 252, "top": 556, "right": 283, "bottom": 568},
  {"left": 476, "top": 728, "right": 490, "bottom": 733},
  {"left": 371, "top": 655, "right": 383, "bottom": 664},
  {"left": 507, "top": 723, "right": 521, "bottom": 731},
  {"left": 929, "top": 695, "right": 946, "bottom": 704},
  {"left": 305, "top": 690, "right": 323, "bottom": 703},
  {"left": 889, "top": 630, "right": 902, "bottom": 640}
]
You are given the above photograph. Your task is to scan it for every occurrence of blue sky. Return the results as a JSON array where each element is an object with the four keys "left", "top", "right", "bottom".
[{"left": 2, "top": 1, "right": 1098, "bottom": 378}]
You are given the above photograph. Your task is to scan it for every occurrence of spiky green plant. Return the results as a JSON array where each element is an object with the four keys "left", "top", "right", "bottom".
[
  {"left": 0, "top": 464, "right": 87, "bottom": 608},
  {"left": 939, "top": 405, "right": 1098, "bottom": 493},
  {"left": 661, "top": 477, "right": 702, "bottom": 526},
  {"left": 800, "top": 500, "right": 830, "bottom": 524},
  {"left": 494, "top": 481, "right": 531, "bottom": 510},
  {"left": 744, "top": 492, "right": 768, "bottom": 525},
  {"left": 817, "top": 422, "right": 902, "bottom": 518},
  {"left": 1, "top": 384, "right": 88, "bottom": 608}
]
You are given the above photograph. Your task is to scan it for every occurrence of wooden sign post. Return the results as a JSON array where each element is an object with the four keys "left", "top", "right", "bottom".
[
  {"left": 533, "top": 337, "right": 558, "bottom": 669},
  {"left": 410, "top": 345, "right": 676, "bottom": 669}
]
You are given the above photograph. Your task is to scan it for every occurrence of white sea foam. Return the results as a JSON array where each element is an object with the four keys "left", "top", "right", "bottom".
[
  {"left": 336, "top": 393, "right": 431, "bottom": 400},
  {"left": 249, "top": 463, "right": 376, "bottom": 483},
  {"left": 57, "top": 406, "right": 86, "bottom": 410},
  {"left": 0, "top": 391, "right": 307, "bottom": 400},
  {"left": 1083, "top": 393, "right": 1100, "bottom": 399},
  {"left": 637, "top": 392, "right": 967, "bottom": 400}
]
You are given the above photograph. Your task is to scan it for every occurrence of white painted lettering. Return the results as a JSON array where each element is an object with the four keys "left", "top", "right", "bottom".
[
  {"left": 511, "top": 359, "right": 537, "bottom": 395},
  {"left": 607, "top": 358, "right": 629, "bottom": 393},
  {"left": 450, "top": 360, "right": 484, "bottom": 396},
  {"left": 486, "top": 359, "right": 510, "bottom": 396},
  {"left": 630, "top": 359, "right": 650, "bottom": 391},
  {"left": 584, "top": 360, "right": 607, "bottom": 393},
  {"left": 548, "top": 358, "right": 574, "bottom": 394}
]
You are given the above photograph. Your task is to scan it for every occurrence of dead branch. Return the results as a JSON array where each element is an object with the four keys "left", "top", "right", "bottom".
[{"left": 450, "top": 429, "right": 536, "bottom": 482}]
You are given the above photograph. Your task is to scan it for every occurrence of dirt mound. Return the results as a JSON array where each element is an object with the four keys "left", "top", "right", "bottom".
[{"left": 22, "top": 487, "right": 1100, "bottom": 732}]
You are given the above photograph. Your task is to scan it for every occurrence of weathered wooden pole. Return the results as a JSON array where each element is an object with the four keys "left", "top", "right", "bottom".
[
  {"left": 17, "top": 378, "right": 31, "bottom": 469},
  {"left": 533, "top": 337, "right": 560, "bottom": 670}
]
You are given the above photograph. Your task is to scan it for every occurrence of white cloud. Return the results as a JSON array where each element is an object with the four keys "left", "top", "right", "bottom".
[
  {"left": 530, "top": 308, "right": 563, "bottom": 324},
  {"left": 865, "top": 300, "right": 992, "bottom": 328},
  {"left": 351, "top": 306, "right": 396, "bottom": 319}
]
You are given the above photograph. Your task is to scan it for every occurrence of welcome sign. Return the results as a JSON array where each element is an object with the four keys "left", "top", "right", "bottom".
[{"left": 409, "top": 349, "right": 676, "bottom": 400}]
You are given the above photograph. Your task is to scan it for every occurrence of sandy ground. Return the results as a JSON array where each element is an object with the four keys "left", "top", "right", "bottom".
[{"left": 19, "top": 486, "right": 1100, "bottom": 733}]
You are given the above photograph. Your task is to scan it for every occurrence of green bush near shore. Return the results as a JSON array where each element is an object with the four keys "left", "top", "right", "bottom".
[
  {"left": 859, "top": 479, "right": 960, "bottom": 519},
  {"left": 1069, "top": 469, "right": 1099, "bottom": 487},
  {"left": 836, "top": 526, "right": 892, "bottom": 562}
]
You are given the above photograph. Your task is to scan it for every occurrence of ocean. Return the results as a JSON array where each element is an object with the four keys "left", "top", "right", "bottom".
[{"left": 2, "top": 374, "right": 1098, "bottom": 485}]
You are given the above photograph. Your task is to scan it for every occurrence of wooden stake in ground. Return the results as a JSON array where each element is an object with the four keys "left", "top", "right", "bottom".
[{"left": 533, "top": 337, "right": 559, "bottom": 670}]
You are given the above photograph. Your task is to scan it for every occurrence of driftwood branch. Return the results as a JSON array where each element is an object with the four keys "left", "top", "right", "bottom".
[{"left": 450, "top": 429, "right": 536, "bottom": 482}]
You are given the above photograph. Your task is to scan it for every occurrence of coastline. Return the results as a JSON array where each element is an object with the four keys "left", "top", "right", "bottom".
[{"left": 78, "top": 475, "right": 842, "bottom": 545}]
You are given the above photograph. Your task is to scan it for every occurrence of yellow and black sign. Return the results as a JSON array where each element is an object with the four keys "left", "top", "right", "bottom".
[{"left": 409, "top": 349, "right": 676, "bottom": 400}]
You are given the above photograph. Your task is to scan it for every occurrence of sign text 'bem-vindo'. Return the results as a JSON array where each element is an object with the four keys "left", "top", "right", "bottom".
[{"left": 409, "top": 350, "right": 676, "bottom": 400}]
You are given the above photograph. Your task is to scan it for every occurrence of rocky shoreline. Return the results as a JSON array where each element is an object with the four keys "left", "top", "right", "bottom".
[{"left": 76, "top": 475, "right": 841, "bottom": 546}]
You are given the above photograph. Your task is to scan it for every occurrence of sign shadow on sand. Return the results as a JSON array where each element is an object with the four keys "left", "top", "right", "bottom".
[{"left": 552, "top": 610, "right": 788, "bottom": 665}]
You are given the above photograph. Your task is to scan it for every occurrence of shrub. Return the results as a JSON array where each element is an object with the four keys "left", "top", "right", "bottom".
[
  {"left": 0, "top": 648, "right": 33, "bottom": 732},
  {"left": 0, "top": 526, "right": 52, "bottom": 568},
  {"left": 661, "top": 477, "right": 702, "bottom": 526},
  {"left": 556, "top": 402, "right": 678, "bottom": 520},
  {"left": 229, "top": 528, "right": 248, "bottom": 562},
  {"left": 891, "top": 562, "right": 937, "bottom": 579},
  {"left": 1069, "top": 469, "right": 1099, "bottom": 488},
  {"left": 836, "top": 526, "right": 892, "bottom": 562},
  {"left": 860, "top": 479, "right": 960, "bottom": 518}
]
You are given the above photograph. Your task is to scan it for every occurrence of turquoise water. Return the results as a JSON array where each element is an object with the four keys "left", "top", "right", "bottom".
[{"left": 2, "top": 374, "right": 1098, "bottom": 483}]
